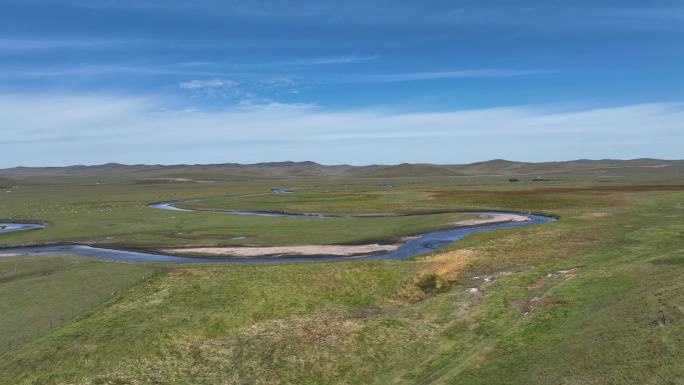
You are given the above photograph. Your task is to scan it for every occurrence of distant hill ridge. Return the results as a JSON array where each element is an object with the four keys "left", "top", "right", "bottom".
[{"left": 1, "top": 159, "right": 682, "bottom": 179}]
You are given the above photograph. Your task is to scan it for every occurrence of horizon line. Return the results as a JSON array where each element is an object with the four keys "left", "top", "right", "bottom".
[{"left": 1, "top": 157, "right": 681, "bottom": 171}]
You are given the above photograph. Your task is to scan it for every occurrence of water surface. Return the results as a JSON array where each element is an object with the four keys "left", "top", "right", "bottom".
[
  {"left": 0, "top": 213, "right": 554, "bottom": 264},
  {"left": 0, "top": 223, "right": 45, "bottom": 235}
]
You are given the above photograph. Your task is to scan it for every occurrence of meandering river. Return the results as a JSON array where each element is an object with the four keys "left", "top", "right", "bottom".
[{"left": 0, "top": 197, "right": 555, "bottom": 264}]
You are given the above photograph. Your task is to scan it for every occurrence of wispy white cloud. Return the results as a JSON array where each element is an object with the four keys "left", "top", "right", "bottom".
[
  {"left": 176, "top": 77, "right": 301, "bottom": 104},
  {"left": 178, "top": 78, "right": 238, "bottom": 89},
  {"left": 259, "top": 76, "right": 298, "bottom": 86},
  {"left": 1, "top": 93, "right": 682, "bottom": 167},
  {"left": 233, "top": 99, "right": 318, "bottom": 111}
]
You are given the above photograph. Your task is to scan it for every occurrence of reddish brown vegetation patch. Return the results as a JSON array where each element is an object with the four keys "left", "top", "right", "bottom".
[{"left": 428, "top": 184, "right": 684, "bottom": 198}]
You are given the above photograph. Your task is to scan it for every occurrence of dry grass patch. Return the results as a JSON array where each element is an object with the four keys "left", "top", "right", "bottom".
[
  {"left": 91, "top": 307, "right": 444, "bottom": 385},
  {"left": 390, "top": 249, "right": 477, "bottom": 304}
]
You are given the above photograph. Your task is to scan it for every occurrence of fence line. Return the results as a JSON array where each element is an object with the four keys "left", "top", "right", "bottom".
[{"left": 1, "top": 265, "right": 169, "bottom": 355}]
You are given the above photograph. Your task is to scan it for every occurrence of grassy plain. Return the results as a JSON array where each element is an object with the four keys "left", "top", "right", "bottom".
[
  {"left": 0, "top": 170, "right": 682, "bottom": 384},
  {"left": 0, "top": 179, "right": 480, "bottom": 248},
  {"left": 0, "top": 255, "right": 157, "bottom": 345}
]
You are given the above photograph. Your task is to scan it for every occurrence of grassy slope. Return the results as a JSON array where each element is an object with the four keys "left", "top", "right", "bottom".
[
  {"left": 0, "top": 183, "right": 682, "bottom": 384},
  {"left": 0, "top": 255, "right": 157, "bottom": 345},
  {"left": 406, "top": 192, "right": 684, "bottom": 385},
  {"left": 0, "top": 261, "right": 422, "bottom": 384}
]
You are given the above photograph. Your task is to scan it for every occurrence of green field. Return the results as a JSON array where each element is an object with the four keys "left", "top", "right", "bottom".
[
  {"left": 0, "top": 180, "right": 480, "bottom": 248},
  {"left": 0, "top": 254, "right": 159, "bottom": 347},
  {"left": 0, "top": 167, "right": 683, "bottom": 384}
]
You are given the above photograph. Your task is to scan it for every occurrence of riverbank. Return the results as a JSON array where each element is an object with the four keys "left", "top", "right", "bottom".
[
  {"left": 452, "top": 213, "right": 530, "bottom": 227},
  {"left": 0, "top": 213, "right": 552, "bottom": 263},
  {"left": 161, "top": 213, "right": 533, "bottom": 258},
  {"left": 164, "top": 244, "right": 400, "bottom": 257}
]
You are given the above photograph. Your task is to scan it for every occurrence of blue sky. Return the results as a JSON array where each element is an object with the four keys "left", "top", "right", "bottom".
[{"left": 1, "top": 0, "right": 683, "bottom": 167}]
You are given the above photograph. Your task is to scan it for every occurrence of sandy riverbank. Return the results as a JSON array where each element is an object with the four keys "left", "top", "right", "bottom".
[
  {"left": 163, "top": 244, "right": 400, "bottom": 257},
  {"left": 452, "top": 213, "right": 531, "bottom": 227},
  {"left": 163, "top": 213, "right": 532, "bottom": 257}
]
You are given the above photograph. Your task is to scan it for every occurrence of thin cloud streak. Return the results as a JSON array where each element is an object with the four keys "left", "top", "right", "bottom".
[
  {"left": 178, "top": 78, "right": 239, "bottom": 89},
  {"left": 0, "top": 56, "right": 378, "bottom": 79}
]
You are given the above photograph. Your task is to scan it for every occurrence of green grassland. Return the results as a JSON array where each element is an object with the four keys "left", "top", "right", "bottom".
[
  {"left": 0, "top": 180, "right": 482, "bottom": 248},
  {"left": 3, "top": 172, "right": 675, "bottom": 249},
  {"left": 0, "top": 170, "right": 682, "bottom": 384},
  {"left": 0, "top": 255, "right": 158, "bottom": 345}
]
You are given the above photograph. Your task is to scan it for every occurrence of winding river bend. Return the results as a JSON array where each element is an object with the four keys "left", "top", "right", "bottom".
[
  {"left": 0, "top": 198, "right": 555, "bottom": 264},
  {"left": 149, "top": 200, "right": 336, "bottom": 218}
]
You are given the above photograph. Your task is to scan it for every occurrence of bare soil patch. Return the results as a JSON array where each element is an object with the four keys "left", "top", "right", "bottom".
[
  {"left": 453, "top": 214, "right": 530, "bottom": 227},
  {"left": 164, "top": 244, "right": 400, "bottom": 257}
]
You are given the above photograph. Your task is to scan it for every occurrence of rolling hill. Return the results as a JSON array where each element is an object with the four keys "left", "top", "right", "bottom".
[{"left": 1, "top": 159, "right": 682, "bottom": 181}]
